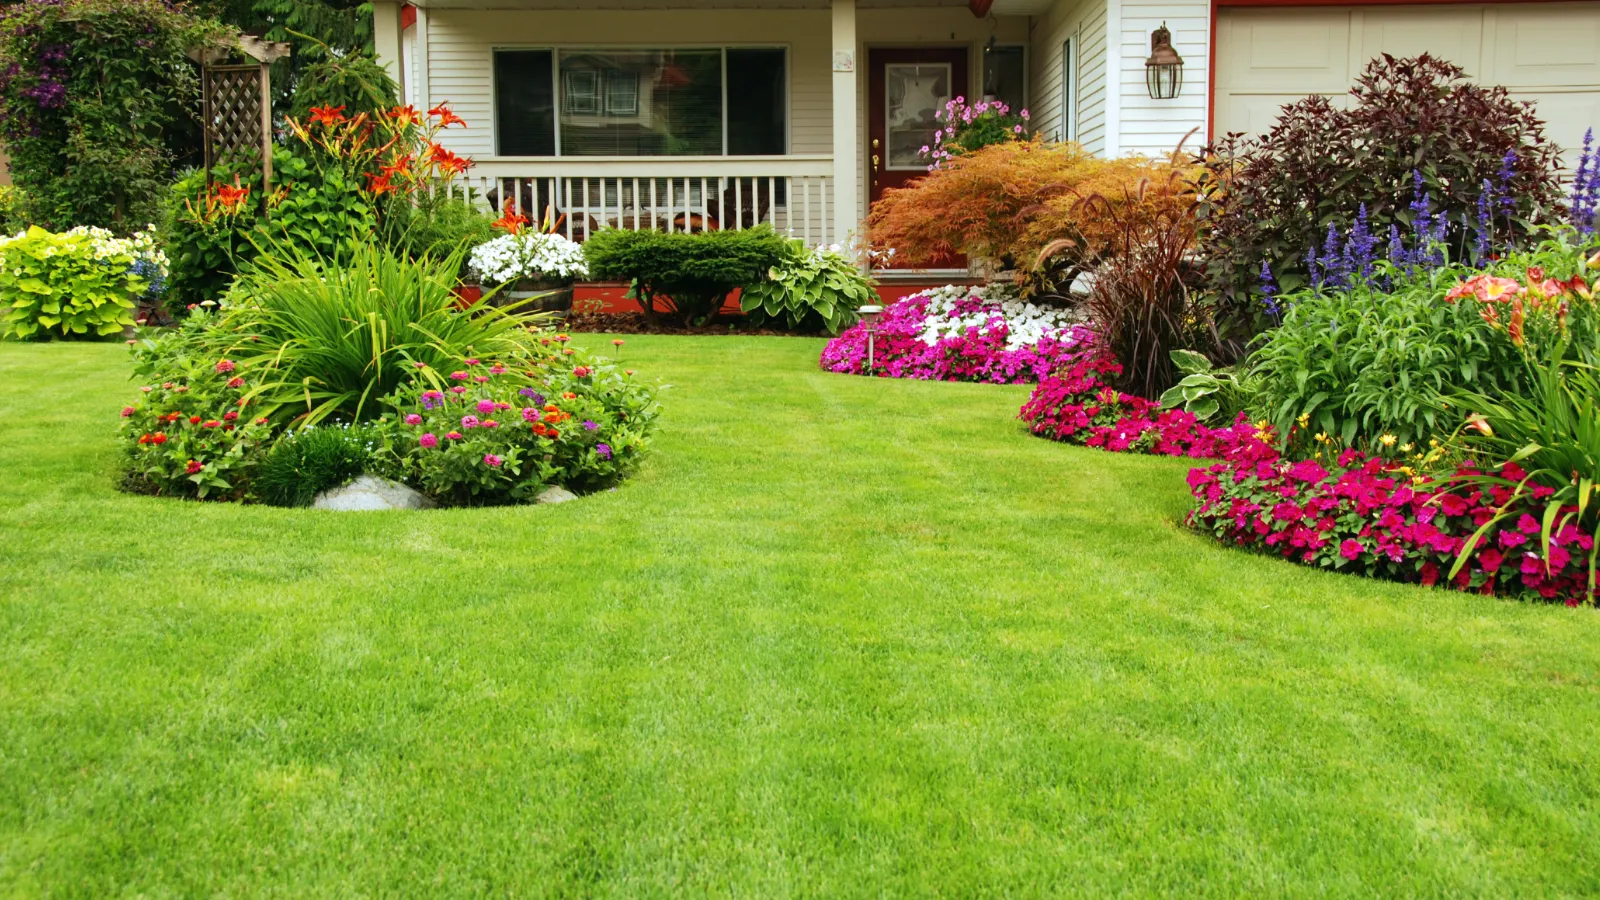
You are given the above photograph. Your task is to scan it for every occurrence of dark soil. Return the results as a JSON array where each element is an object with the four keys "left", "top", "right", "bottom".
[{"left": 563, "top": 311, "right": 830, "bottom": 337}]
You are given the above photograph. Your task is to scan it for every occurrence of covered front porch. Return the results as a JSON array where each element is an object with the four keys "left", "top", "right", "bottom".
[{"left": 372, "top": 0, "right": 1048, "bottom": 259}]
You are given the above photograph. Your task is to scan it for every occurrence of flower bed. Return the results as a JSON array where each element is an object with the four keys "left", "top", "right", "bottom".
[
  {"left": 1018, "top": 349, "right": 1275, "bottom": 462},
  {"left": 1018, "top": 346, "right": 1597, "bottom": 606},
  {"left": 1187, "top": 454, "right": 1598, "bottom": 606},
  {"left": 819, "top": 284, "right": 1087, "bottom": 383}
]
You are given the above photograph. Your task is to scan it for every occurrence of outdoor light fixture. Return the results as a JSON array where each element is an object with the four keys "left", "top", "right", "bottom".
[
  {"left": 1144, "top": 24, "right": 1184, "bottom": 100},
  {"left": 858, "top": 305, "right": 884, "bottom": 371}
]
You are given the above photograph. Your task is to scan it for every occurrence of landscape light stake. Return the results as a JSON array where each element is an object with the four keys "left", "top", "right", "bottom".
[{"left": 858, "top": 305, "right": 884, "bottom": 373}]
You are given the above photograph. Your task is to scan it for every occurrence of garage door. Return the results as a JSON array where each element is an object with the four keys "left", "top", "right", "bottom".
[{"left": 1214, "top": 2, "right": 1600, "bottom": 166}]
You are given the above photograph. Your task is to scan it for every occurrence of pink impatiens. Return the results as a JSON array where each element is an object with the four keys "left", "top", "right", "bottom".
[{"left": 820, "top": 286, "right": 1087, "bottom": 384}]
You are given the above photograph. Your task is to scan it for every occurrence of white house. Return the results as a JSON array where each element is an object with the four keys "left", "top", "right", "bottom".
[{"left": 371, "top": 0, "right": 1600, "bottom": 263}]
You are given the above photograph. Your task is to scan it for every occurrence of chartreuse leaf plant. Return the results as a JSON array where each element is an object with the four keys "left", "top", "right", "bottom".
[{"left": 0, "top": 225, "right": 165, "bottom": 340}]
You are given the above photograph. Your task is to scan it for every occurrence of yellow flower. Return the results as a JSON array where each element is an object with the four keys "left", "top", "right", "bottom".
[
  {"left": 1296, "top": 413, "right": 1310, "bottom": 428},
  {"left": 1400, "top": 442, "right": 1414, "bottom": 453},
  {"left": 1379, "top": 433, "right": 1397, "bottom": 447},
  {"left": 1314, "top": 432, "right": 1330, "bottom": 444}
]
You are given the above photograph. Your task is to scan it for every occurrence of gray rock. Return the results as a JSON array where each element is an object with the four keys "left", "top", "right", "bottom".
[
  {"left": 312, "top": 476, "right": 436, "bottom": 511},
  {"left": 535, "top": 485, "right": 578, "bottom": 505}
]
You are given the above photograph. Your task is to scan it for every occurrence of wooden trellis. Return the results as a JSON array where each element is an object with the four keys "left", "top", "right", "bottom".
[{"left": 196, "top": 35, "right": 291, "bottom": 202}]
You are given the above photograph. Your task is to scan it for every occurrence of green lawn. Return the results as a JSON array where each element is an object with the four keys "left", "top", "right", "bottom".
[{"left": 2, "top": 336, "right": 1598, "bottom": 896}]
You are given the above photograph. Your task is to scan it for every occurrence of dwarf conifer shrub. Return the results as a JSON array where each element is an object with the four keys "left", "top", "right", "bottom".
[{"left": 582, "top": 225, "right": 788, "bottom": 325}]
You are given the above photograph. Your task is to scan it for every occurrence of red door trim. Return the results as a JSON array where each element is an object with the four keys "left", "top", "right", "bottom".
[{"left": 1206, "top": 0, "right": 1577, "bottom": 142}]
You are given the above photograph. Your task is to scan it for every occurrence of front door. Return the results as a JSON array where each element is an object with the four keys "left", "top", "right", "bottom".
[{"left": 868, "top": 47, "right": 969, "bottom": 269}]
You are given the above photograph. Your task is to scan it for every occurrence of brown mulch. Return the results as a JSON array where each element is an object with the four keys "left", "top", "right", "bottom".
[{"left": 562, "top": 311, "right": 830, "bottom": 337}]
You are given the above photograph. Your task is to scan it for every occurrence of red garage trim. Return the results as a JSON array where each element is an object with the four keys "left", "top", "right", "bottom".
[{"left": 1205, "top": 0, "right": 1575, "bottom": 141}]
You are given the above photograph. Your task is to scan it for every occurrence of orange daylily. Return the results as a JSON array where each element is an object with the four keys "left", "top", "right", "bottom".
[
  {"left": 429, "top": 103, "right": 466, "bottom": 128},
  {"left": 388, "top": 104, "right": 422, "bottom": 126},
  {"left": 492, "top": 200, "right": 530, "bottom": 235},
  {"left": 308, "top": 104, "right": 347, "bottom": 126}
]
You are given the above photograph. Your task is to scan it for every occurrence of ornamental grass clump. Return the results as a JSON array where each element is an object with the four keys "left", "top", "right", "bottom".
[
  {"left": 213, "top": 241, "right": 556, "bottom": 426},
  {"left": 254, "top": 423, "right": 396, "bottom": 508},
  {"left": 819, "top": 284, "right": 1087, "bottom": 383}
]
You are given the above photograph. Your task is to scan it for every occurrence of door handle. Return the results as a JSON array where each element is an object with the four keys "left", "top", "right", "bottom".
[{"left": 872, "top": 154, "right": 880, "bottom": 170}]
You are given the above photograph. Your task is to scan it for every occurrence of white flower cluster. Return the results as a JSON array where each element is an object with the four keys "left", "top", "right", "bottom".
[
  {"left": 916, "top": 283, "right": 1083, "bottom": 350},
  {"left": 468, "top": 232, "right": 589, "bottom": 285}
]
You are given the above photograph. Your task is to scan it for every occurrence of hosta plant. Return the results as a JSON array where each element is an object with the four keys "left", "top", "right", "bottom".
[
  {"left": 0, "top": 225, "right": 166, "bottom": 339},
  {"left": 1158, "top": 349, "right": 1257, "bottom": 424},
  {"left": 739, "top": 240, "right": 874, "bottom": 334}
]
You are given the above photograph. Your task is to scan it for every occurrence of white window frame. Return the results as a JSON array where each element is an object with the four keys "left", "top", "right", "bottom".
[
  {"left": 1061, "top": 35, "right": 1078, "bottom": 143},
  {"left": 489, "top": 45, "right": 791, "bottom": 159}
]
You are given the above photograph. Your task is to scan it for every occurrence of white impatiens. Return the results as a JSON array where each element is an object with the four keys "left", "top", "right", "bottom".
[
  {"left": 468, "top": 232, "right": 588, "bottom": 285},
  {"left": 916, "top": 283, "right": 1082, "bottom": 350}
]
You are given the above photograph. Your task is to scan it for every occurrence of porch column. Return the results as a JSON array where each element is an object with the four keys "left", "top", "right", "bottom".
[
  {"left": 372, "top": 1, "right": 405, "bottom": 97},
  {"left": 830, "top": 0, "right": 859, "bottom": 249}
]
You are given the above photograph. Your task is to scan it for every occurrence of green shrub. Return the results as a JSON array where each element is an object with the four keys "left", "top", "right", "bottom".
[
  {"left": 380, "top": 193, "right": 498, "bottom": 278},
  {"left": 285, "top": 48, "right": 399, "bottom": 122},
  {"left": 583, "top": 225, "right": 788, "bottom": 325},
  {"left": 738, "top": 240, "right": 873, "bottom": 334},
  {"left": 1247, "top": 268, "right": 1519, "bottom": 451},
  {"left": 0, "top": 0, "right": 229, "bottom": 231},
  {"left": 0, "top": 185, "right": 23, "bottom": 232},
  {"left": 0, "top": 226, "right": 164, "bottom": 340},
  {"left": 254, "top": 423, "right": 394, "bottom": 507},
  {"left": 216, "top": 241, "right": 554, "bottom": 425}
]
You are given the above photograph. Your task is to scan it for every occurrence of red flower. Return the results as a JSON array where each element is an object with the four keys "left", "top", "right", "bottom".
[
  {"left": 152, "top": 433, "right": 167, "bottom": 445},
  {"left": 365, "top": 171, "right": 396, "bottom": 196},
  {"left": 227, "top": 377, "right": 244, "bottom": 389},
  {"left": 215, "top": 359, "right": 236, "bottom": 374},
  {"left": 138, "top": 433, "right": 152, "bottom": 445},
  {"left": 121, "top": 406, "right": 135, "bottom": 418},
  {"left": 185, "top": 460, "right": 203, "bottom": 474},
  {"left": 189, "top": 416, "right": 201, "bottom": 425},
  {"left": 223, "top": 411, "right": 239, "bottom": 423}
]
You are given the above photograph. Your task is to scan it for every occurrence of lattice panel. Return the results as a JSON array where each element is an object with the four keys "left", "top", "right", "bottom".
[{"left": 204, "top": 64, "right": 265, "bottom": 176}]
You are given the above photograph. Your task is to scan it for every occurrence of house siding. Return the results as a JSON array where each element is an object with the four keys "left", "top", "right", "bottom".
[
  {"left": 1114, "top": 0, "right": 1209, "bottom": 156},
  {"left": 1029, "top": 0, "right": 1109, "bottom": 155}
]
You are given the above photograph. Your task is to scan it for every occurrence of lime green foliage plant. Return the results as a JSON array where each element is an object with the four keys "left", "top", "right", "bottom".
[
  {"left": 583, "top": 225, "right": 788, "bottom": 325},
  {"left": 0, "top": 226, "right": 166, "bottom": 340},
  {"left": 738, "top": 241, "right": 873, "bottom": 334}
]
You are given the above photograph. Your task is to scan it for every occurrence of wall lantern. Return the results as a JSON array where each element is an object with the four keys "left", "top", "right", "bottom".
[{"left": 1144, "top": 23, "right": 1184, "bottom": 100}]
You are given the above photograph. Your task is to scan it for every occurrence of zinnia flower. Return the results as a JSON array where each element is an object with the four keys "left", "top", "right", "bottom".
[
  {"left": 583, "top": 420, "right": 599, "bottom": 431},
  {"left": 152, "top": 433, "right": 167, "bottom": 444},
  {"left": 185, "top": 459, "right": 203, "bottom": 474},
  {"left": 215, "top": 359, "right": 236, "bottom": 374},
  {"left": 476, "top": 399, "right": 496, "bottom": 414},
  {"left": 461, "top": 415, "right": 480, "bottom": 428},
  {"left": 404, "top": 414, "right": 423, "bottom": 425},
  {"left": 419, "top": 432, "right": 438, "bottom": 448},
  {"left": 483, "top": 453, "right": 503, "bottom": 467},
  {"left": 446, "top": 431, "right": 463, "bottom": 440},
  {"left": 121, "top": 406, "right": 134, "bottom": 418}
]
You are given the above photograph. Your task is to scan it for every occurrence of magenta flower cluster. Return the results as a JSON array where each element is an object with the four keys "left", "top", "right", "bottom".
[
  {"left": 1019, "top": 345, "right": 1597, "bottom": 606},
  {"left": 819, "top": 291, "right": 1088, "bottom": 384},
  {"left": 1019, "top": 349, "right": 1277, "bottom": 461},
  {"left": 1187, "top": 454, "right": 1598, "bottom": 606}
]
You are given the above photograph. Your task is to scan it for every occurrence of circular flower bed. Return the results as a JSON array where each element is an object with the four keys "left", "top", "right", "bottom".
[{"left": 819, "top": 284, "right": 1087, "bottom": 383}]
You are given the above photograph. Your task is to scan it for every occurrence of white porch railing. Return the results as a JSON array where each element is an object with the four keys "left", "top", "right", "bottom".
[{"left": 452, "top": 156, "right": 837, "bottom": 248}]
